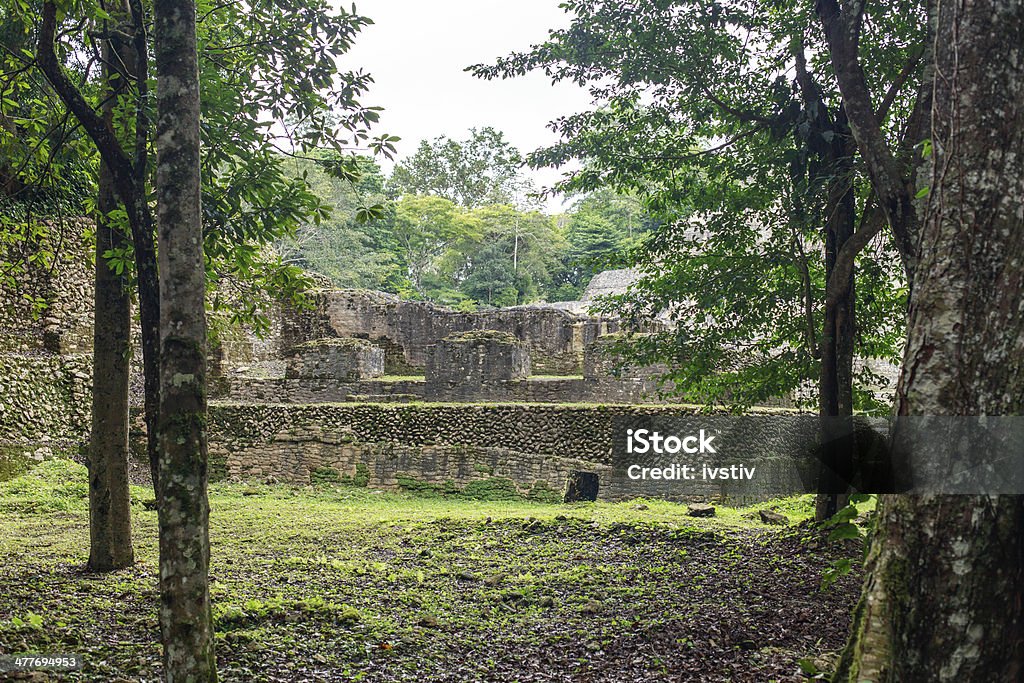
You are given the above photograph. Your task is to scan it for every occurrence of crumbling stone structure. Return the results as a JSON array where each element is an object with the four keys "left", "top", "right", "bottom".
[
  {"left": 282, "top": 289, "right": 617, "bottom": 376},
  {"left": 212, "top": 285, "right": 676, "bottom": 405},
  {"left": 425, "top": 331, "right": 530, "bottom": 399},
  {"left": 285, "top": 337, "right": 384, "bottom": 381},
  {"left": 583, "top": 333, "right": 665, "bottom": 381},
  {"left": 0, "top": 229, "right": 831, "bottom": 504}
]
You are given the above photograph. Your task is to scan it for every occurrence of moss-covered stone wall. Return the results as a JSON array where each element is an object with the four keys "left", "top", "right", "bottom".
[
  {"left": 208, "top": 402, "right": 810, "bottom": 502},
  {"left": 0, "top": 354, "right": 91, "bottom": 451}
]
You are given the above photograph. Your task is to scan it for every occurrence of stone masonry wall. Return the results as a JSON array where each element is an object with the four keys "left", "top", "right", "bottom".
[
  {"left": 0, "top": 354, "right": 92, "bottom": 459},
  {"left": 291, "top": 289, "right": 620, "bottom": 375},
  {"left": 218, "top": 375, "right": 664, "bottom": 405},
  {"left": 209, "top": 402, "right": 811, "bottom": 502},
  {"left": 285, "top": 337, "right": 384, "bottom": 380},
  {"left": 0, "top": 218, "right": 94, "bottom": 356}
]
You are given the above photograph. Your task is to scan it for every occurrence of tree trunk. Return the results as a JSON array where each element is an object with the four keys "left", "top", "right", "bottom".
[
  {"left": 89, "top": 178, "right": 135, "bottom": 572},
  {"left": 152, "top": 0, "right": 217, "bottom": 679},
  {"left": 87, "top": 2, "right": 135, "bottom": 572},
  {"left": 835, "top": 2, "right": 1024, "bottom": 680}
]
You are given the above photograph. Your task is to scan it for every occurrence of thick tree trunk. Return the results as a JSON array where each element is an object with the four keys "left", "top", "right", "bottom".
[
  {"left": 152, "top": 0, "right": 217, "bottom": 679},
  {"left": 88, "top": 199, "right": 134, "bottom": 573},
  {"left": 87, "top": 3, "right": 135, "bottom": 572},
  {"left": 835, "top": 1, "right": 1024, "bottom": 680}
]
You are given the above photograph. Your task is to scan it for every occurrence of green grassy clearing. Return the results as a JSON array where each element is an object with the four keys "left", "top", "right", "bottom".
[{"left": 0, "top": 460, "right": 864, "bottom": 682}]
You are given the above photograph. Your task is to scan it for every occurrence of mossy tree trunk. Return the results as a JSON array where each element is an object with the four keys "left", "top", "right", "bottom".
[
  {"left": 152, "top": 0, "right": 216, "bottom": 679},
  {"left": 88, "top": 1, "right": 135, "bottom": 571},
  {"left": 834, "top": 1, "right": 1024, "bottom": 679}
]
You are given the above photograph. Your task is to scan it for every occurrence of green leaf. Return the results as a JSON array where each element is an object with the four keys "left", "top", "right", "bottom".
[{"left": 797, "top": 657, "right": 820, "bottom": 675}]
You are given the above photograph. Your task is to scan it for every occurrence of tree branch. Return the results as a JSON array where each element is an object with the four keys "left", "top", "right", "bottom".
[
  {"left": 129, "top": 0, "right": 149, "bottom": 184},
  {"left": 875, "top": 46, "right": 923, "bottom": 122},
  {"left": 825, "top": 192, "right": 886, "bottom": 308},
  {"left": 699, "top": 83, "right": 777, "bottom": 125},
  {"left": 816, "top": 0, "right": 919, "bottom": 277},
  {"left": 36, "top": 1, "right": 136, "bottom": 207}
]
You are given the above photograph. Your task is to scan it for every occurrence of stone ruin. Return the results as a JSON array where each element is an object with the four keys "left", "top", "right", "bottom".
[
  {"left": 425, "top": 331, "right": 531, "bottom": 400},
  {"left": 285, "top": 338, "right": 384, "bottom": 381},
  {"left": 214, "top": 287, "right": 669, "bottom": 406},
  {"left": 0, "top": 236, "right": 817, "bottom": 504}
]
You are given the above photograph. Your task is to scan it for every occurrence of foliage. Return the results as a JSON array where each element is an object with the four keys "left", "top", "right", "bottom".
[
  {"left": 275, "top": 153, "right": 405, "bottom": 291},
  {"left": 0, "top": 3, "right": 96, "bottom": 296},
  {"left": 389, "top": 127, "right": 531, "bottom": 208},
  {"left": 390, "top": 194, "right": 481, "bottom": 296},
  {"left": 472, "top": 0, "right": 922, "bottom": 411},
  {"left": 1, "top": 0, "right": 398, "bottom": 334},
  {"left": 453, "top": 204, "right": 565, "bottom": 306},
  {"left": 552, "top": 189, "right": 656, "bottom": 299}
]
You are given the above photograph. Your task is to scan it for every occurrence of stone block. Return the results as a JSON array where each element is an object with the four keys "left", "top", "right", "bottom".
[
  {"left": 583, "top": 333, "right": 664, "bottom": 381},
  {"left": 425, "top": 330, "right": 530, "bottom": 390},
  {"left": 285, "top": 337, "right": 383, "bottom": 381}
]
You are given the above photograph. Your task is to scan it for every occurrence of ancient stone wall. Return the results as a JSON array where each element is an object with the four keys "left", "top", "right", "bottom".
[
  {"left": 1, "top": 219, "right": 95, "bottom": 465},
  {"left": 425, "top": 331, "right": 530, "bottom": 400},
  {"left": 0, "top": 218, "right": 94, "bottom": 356},
  {"left": 295, "top": 289, "right": 619, "bottom": 375},
  {"left": 217, "top": 374, "right": 665, "bottom": 405},
  {"left": 0, "top": 354, "right": 92, "bottom": 460},
  {"left": 285, "top": 337, "right": 384, "bottom": 381},
  {"left": 208, "top": 402, "right": 811, "bottom": 502}
]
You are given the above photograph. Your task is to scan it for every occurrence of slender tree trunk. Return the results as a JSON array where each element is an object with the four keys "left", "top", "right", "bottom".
[
  {"left": 87, "top": 3, "right": 135, "bottom": 572},
  {"left": 835, "top": 1, "right": 1024, "bottom": 680},
  {"left": 89, "top": 179, "right": 134, "bottom": 572},
  {"left": 152, "top": 0, "right": 217, "bottom": 679},
  {"left": 816, "top": 121, "right": 856, "bottom": 522}
]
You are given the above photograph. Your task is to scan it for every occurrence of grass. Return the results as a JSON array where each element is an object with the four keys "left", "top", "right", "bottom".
[{"left": 0, "top": 460, "right": 864, "bottom": 682}]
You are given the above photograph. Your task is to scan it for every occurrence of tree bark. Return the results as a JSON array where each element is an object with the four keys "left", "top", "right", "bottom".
[
  {"left": 834, "top": 1, "right": 1024, "bottom": 680},
  {"left": 87, "top": 0, "right": 136, "bottom": 573},
  {"left": 152, "top": 0, "right": 217, "bottom": 679}
]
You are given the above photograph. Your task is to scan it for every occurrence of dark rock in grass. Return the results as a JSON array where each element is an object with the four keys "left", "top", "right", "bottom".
[
  {"left": 417, "top": 615, "right": 440, "bottom": 628},
  {"left": 687, "top": 503, "right": 716, "bottom": 517},
  {"left": 759, "top": 509, "right": 789, "bottom": 526},
  {"left": 484, "top": 573, "right": 507, "bottom": 587}
]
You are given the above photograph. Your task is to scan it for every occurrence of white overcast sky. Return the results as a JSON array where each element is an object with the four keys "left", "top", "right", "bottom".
[{"left": 340, "top": 0, "right": 595, "bottom": 210}]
